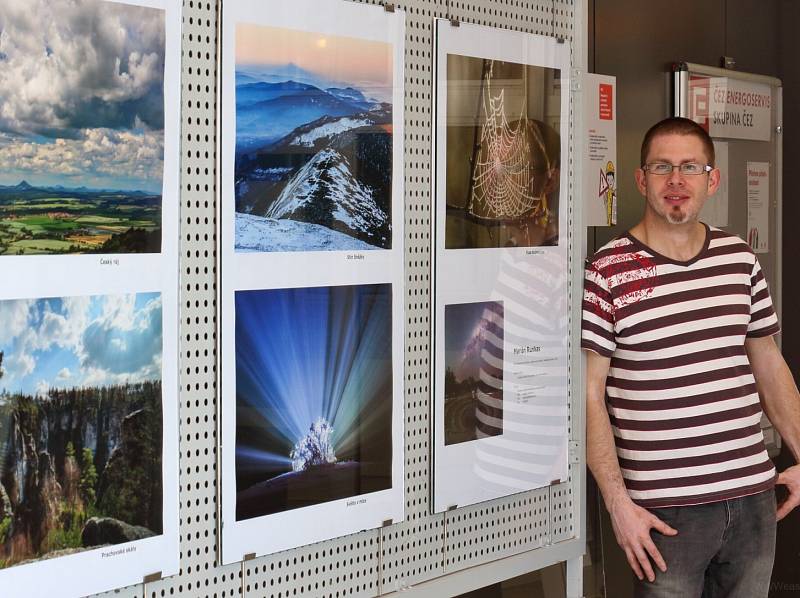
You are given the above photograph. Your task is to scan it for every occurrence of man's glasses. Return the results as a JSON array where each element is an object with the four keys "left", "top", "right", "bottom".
[{"left": 642, "top": 162, "right": 713, "bottom": 176}]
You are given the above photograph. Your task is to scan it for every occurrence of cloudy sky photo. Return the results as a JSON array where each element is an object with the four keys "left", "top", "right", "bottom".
[
  {"left": 0, "top": 292, "right": 162, "bottom": 397},
  {"left": 0, "top": 0, "right": 165, "bottom": 192}
]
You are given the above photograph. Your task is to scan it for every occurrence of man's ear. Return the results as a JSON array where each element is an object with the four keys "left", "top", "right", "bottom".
[
  {"left": 634, "top": 167, "right": 647, "bottom": 196},
  {"left": 707, "top": 168, "right": 721, "bottom": 196}
]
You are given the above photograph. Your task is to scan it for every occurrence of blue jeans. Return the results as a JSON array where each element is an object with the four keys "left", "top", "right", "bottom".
[{"left": 633, "top": 490, "right": 776, "bottom": 598}]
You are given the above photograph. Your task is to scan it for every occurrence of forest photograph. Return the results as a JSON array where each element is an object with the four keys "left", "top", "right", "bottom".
[{"left": 0, "top": 293, "right": 163, "bottom": 568}]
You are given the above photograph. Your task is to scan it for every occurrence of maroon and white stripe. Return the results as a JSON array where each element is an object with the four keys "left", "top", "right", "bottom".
[{"left": 582, "top": 227, "right": 779, "bottom": 507}]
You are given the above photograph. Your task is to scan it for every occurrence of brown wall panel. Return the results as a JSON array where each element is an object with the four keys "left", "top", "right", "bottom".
[
  {"left": 588, "top": 2, "right": 799, "bottom": 596},
  {"left": 778, "top": 0, "right": 800, "bottom": 378},
  {"left": 591, "top": 0, "right": 725, "bottom": 249}
]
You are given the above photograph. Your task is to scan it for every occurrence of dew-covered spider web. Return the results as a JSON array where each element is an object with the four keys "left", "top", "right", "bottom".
[{"left": 467, "top": 61, "right": 549, "bottom": 222}]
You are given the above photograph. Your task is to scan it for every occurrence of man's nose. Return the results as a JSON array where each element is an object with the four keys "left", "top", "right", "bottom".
[{"left": 667, "top": 167, "right": 685, "bottom": 185}]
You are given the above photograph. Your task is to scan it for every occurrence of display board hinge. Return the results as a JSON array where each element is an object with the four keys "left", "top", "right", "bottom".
[
  {"left": 449, "top": 18, "right": 460, "bottom": 27},
  {"left": 383, "top": 2, "right": 395, "bottom": 12},
  {"left": 570, "top": 68, "right": 582, "bottom": 92},
  {"left": 569, "top": 440, "right": 581, "bottom": 464},
  {"left": 143, "top": 571, "right": 162, "bottom": 584},
  {"left": 243, "top": 552, "right": 256, "bottom": 562},
  {"left": 382, "top": 518, "right": 394, "bottom": 527}
]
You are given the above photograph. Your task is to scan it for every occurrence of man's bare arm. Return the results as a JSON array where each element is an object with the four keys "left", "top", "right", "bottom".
[
  {"left": 585, "top": 349, "right": 677, "bottom": 582},
  {"left": 746, "top": 335, "right": 800, "bottom": 520}
]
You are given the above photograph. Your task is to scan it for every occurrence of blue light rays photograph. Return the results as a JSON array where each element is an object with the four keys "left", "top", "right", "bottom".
[{"left": 235, "top": 283, "right": 393, "bottom": 520}]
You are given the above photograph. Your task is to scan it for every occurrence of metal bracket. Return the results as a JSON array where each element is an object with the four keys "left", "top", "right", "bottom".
[
  {"left": 450, "top": 18, "right": 460, "bottom": 27},
  {"left": 143, "top": 571, "right": 163, "bottom": 584},
  {"left": 570, "top": 67, "right": 582, "bottom": 92},
  {"left": 384, "top": 2, "right": 395, "bottom": 12},
  {"left": 569, "top": 440, "right": 581, "bottom": 464},
  {"left": 243, "top": 552, "right": 256, "bottom": 562},
  {"left": 721, "top": 55, "right": 736, "bottom": 70},
  {"left": 556, "top": 36, "right": 565, "bottom": 44},
  {"left": 382, "top": 518, "right": 394, "bottom": 527},
  {"left": 447, "top": 504, "right": 458, "bottom": 511}
]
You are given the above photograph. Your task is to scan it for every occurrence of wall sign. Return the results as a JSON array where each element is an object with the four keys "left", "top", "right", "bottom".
[
  {"left": 689, "top": 76, "right": 772, "bottom": 141},
  {"left": 583, "top": 73, "right": 617, "bottom": 226}
]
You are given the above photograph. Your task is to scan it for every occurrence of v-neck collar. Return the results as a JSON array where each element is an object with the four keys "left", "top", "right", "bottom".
[{"left": 624, "top": 222, "right": 710, "bottom": 267}]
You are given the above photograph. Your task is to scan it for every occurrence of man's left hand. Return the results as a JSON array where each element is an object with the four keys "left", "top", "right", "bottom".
[{"left": 776, "top": 465, "right": 800, "bottom": 520}]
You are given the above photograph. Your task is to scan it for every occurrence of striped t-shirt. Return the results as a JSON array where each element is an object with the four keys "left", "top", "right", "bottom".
[{"left": 581, "top": 225, "right": 780, "bottom": 508}]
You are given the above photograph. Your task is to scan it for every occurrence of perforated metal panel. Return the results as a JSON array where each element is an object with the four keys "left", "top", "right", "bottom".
[{"left": 84, "top": 1, "right": 584, "bottom": 597}]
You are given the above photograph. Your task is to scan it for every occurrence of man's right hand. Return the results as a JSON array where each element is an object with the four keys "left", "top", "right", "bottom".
[{"left": 608, "top": 497, "right": 678, "bottom": 582}]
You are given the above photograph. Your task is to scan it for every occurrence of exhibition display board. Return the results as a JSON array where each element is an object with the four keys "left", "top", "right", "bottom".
[
  {"left": 0, "top": 0, "right": 587, "bottom": 595},
  {"left": 0, "top": 0, "right": 181, "bottom": 596},
  {"left": 218, "top": 0, "right": 406, "bottom": 562},
  {"left": 432, "top": 20, "right": 570, "bottom": 513}
]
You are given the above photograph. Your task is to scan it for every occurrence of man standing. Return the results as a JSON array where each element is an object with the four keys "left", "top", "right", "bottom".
[{"left": 582, "top": 117, "right": 800, "bottom": 597}]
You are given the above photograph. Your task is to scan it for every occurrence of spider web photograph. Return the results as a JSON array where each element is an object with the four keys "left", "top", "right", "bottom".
[{"left": 445, "top": 55, "right": 562, "bottom": 249}]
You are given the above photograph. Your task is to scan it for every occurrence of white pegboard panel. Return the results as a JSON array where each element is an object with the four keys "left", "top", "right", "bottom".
[
  {"left": 81, "top": 1, "right": 583, "bottom": 598},
  {"left": 134, "top": 0, "right": 243, "bottom": 597},
  {"left": 443, "top": 488, "right": 550, "bottom": 572},
  {"left": 550, "top": 475, "right": 576, "bottom": 544},
  {"left": 447, "top": 0, "right": 559, "bottom": 35},
  {"left": 92, "top": 583, "right": 143, "bottom": 598},
  {"left": 244, "top": 530, "right": 381, "bottom": 597},
  {"left": 378, "top": 0, "right": 445, "bottom": 592},
  {"left": 553, "top": 0, "right": 575, "bottom": 40}
]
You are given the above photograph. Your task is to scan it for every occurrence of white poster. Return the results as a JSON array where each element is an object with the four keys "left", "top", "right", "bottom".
[
  {"left": 219, "top": 0, "right": 406, "bottom": 562},
  {"left": 689, "top": 75, "right": 772, "bottom": 141},
  {"left": 699, "top": 140, "right": 729, "bottom": 227},
  {"left": 747, "top": 162, "right": 770, "bottom": 253},
  {"left": 432, "top": 20, "right": 570, "bottom": 514},
  {"left": 0, "top": 0, "right": 181, "bottom": 596},
  {"left": 583, "top": 73, "right": 617, "bottom": 226}
]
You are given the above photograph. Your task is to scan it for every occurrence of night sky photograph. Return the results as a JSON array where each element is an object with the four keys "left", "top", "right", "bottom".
[{"left": 234, "top": 283, "right": 393, "bottom": 521}]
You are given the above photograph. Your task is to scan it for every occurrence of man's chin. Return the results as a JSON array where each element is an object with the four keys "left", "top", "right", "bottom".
[{"left": 666, "top": 209, "right": 694, "bottom": 225}]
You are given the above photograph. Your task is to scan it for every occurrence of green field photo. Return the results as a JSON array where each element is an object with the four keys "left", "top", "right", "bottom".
[{"left": 0, "top": 0, "right": 166, "bottom": 256}]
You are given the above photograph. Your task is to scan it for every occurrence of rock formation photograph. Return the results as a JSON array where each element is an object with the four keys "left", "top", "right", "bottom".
[{"left": 0, "top": 293, "right": 163, "bottom": 569}]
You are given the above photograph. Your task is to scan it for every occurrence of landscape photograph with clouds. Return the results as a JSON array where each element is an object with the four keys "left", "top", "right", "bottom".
[
  {"left": 0, "top": 0, "right": 165, "bottom": 255},
  {"left": 0, "top": 292, "right": 163, "bottom": 568}
]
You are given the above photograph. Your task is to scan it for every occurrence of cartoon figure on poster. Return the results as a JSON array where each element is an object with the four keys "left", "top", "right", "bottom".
[{"left": 603, "top": 160, "right": 616, "bottom": 226}]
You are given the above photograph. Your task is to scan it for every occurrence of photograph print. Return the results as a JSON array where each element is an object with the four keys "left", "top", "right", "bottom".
[
  {"left": 0, "top": 292, "right": 163, "bottom": 570},
  {"left": 235, "top": 284, "right": 393, "bottom": 520},
  {"left": 0, "top": 0, "right": 165, "bottom": 256},
  {"left": 445, "top": 55, "right": 561, "bottom": 249},
  {"left": 233, "top": 24, "right": 394, "bottom": 253},
  {"left": 444, "top": 301, "right": 504, "bottom": 445}
]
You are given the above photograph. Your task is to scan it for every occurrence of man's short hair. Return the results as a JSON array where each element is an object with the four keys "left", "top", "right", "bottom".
[{"left": 640, "top": 117, "right": 715, "bottom": 167}]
